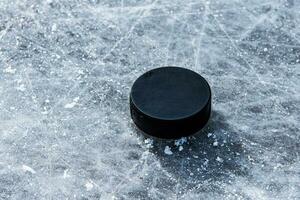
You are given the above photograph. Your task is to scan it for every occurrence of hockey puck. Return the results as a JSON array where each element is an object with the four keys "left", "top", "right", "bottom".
[{"left": 130, "top": 67, "right": 211, "bottom": 139}]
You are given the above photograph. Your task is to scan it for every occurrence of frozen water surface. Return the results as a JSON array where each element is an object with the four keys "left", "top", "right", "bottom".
[{"left": 0, "top": 0, "right": 299, "bottom": 199}]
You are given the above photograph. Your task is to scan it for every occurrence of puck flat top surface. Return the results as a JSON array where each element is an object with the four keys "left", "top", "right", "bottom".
[{"left": 130, "top": 66, "right": 211, "bottom": 139}]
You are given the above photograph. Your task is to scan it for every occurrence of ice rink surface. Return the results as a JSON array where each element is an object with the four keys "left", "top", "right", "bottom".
[{"left": 0, "top": 0, "right": 299, "bottom": 199}]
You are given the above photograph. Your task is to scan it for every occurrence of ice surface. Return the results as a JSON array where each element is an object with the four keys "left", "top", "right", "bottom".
[{"left": 0, "top": 0, "right": 299, "bottom": 199}]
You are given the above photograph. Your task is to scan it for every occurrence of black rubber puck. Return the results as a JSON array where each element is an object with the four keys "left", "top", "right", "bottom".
[{"left": 130, "top": 66, "right": 211, "bottom": 139}]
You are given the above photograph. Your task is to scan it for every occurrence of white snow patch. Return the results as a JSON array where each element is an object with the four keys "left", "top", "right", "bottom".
[
  {"left": 22, "top": 165, "right": 36, "bottom": 174},
  {"left": 213, "top": 141, "right": 219, "bottom": 146},
  {"left": 175, "top": 137, "right": 187, "bottom": 151},
  {"left": 41, "top": 111, "right": 48, "bottom": 115},
  {"left": 179, "top": 146, "right": 183, "bottom": 151},
  {"left": 64, "top": 97, "right": 79, "bottom": 108},
  {"left": 4, "top": 66, "right": 16, "bottom": 74},
  {"left": 85, "top": 181, "right": 94, "bottom": 191},
  {"left": 174, "top": 137, "right": 187, "bottom": 146},
  {"left": 78, "top": 69, "right": 85, "bottom": 75},
  {"left": 164, "top": 146, "right": 173, "bottom": 155},
  {"left": 16, "top": 84, "right": 26, "bottom": 91},
  {"left": 64, "top": 102, "right": 77, "bottom": 108},
  {"left": 216, "top": 156, "right": 223, "bottom": 163},
  {"left": 63, "top": 169, "right": 70, "bottom": 179},
  {"left": 144, "top": 138, "right": 153, "bottom": 148},
  {"left": 51, "top": 24, "right": 57, "bottom": 32}
]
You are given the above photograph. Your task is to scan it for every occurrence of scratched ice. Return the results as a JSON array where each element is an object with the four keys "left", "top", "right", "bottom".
[{"left": 0, "top": 0, "right": 299, "bottom": 199}]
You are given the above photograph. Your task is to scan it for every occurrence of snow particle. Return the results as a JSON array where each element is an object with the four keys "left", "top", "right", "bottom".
[
  {"left": 63, "top": 169, "right": 70, "bottom": 179},
  {"left": 144, "top": 138, "right": 153, "bottom": 148},
  {"left": 51, "top": 24, "right": 57, "bottom": 32},
  {"left": 64, "top": 102, "right": 76, "bottom": 108},
  {"left": 164, "top": 146, "right": 173, "bottom": 155},
  {"left": 22, "top": 165, "right": 36, "bottom": 174},
  {"left": 64, "top": 97, "right": 80, "bottom": 109},
  {"left": 16, "top": 84, "right": 26, "bottom": 91},
  {"left": 216, "top": 157, "right": 223, "bottom": 163},
  {"left": 4, "top": 66, "right": 16, "bottom": 74},
  {"left": 179, "top": 146, "right": 184, "bottom": 151},
  {"left": 174, "top": 137, "right": 187, "bottom": 146},
  {"left": 85, "top": 181, "right": 94, "bottom": 191},
  {"left": 213, "top": 141, "right": 218, "bottom": 146}
]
